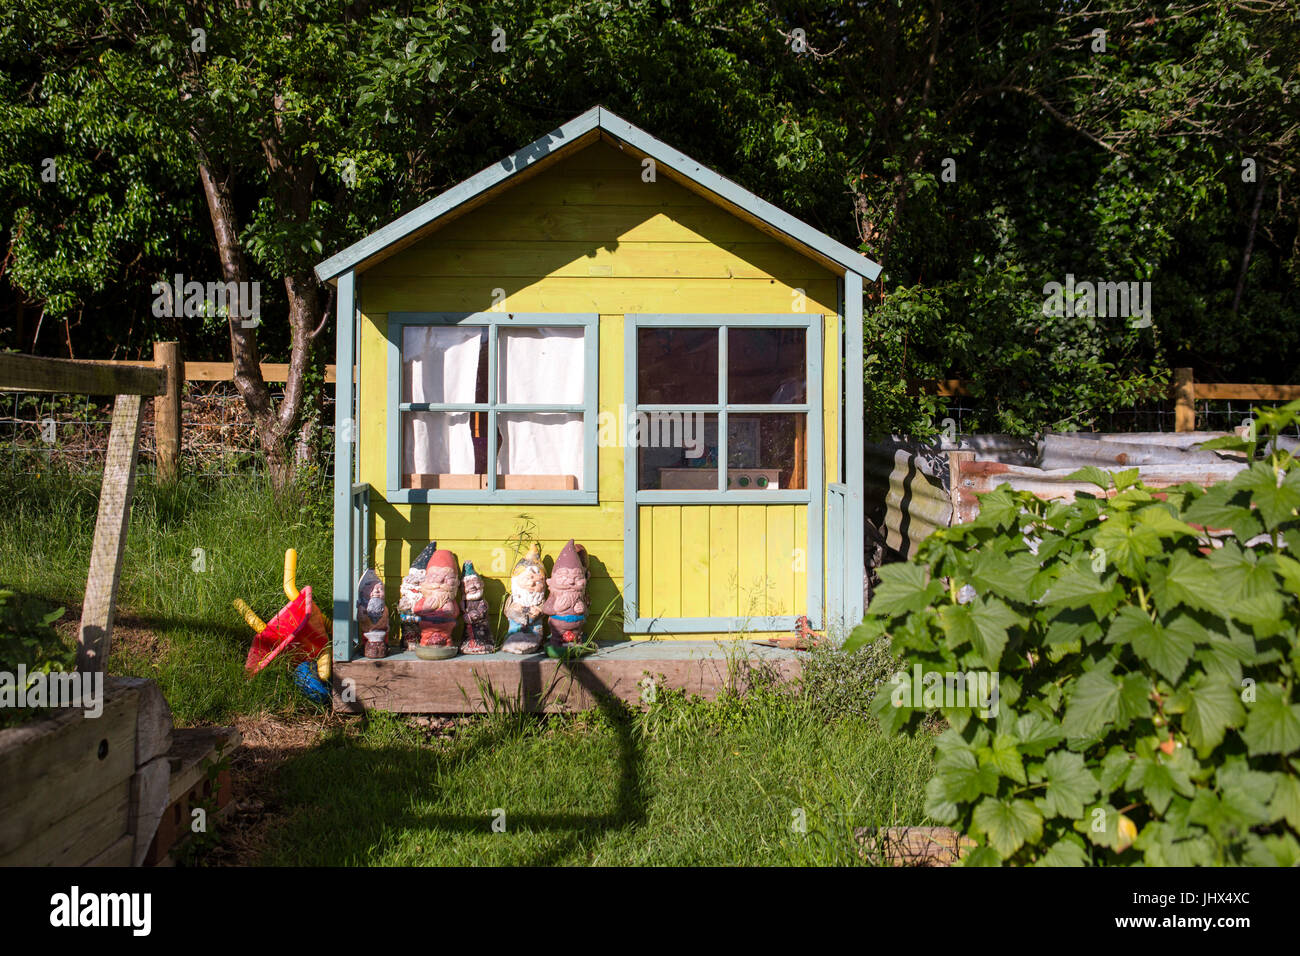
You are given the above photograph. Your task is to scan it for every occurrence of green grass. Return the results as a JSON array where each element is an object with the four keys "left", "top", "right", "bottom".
[
  {"left": 260, "top": 688, "right": 935, "bottom": 866},
  {"left": 0, "top": 466, "right": 333, "bottom": 724},
  {"left": 0, "top": 465, "right": 935, "bottom": 865}
]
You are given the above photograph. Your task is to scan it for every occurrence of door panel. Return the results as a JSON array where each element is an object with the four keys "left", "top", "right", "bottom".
[{"left": 638, "top": 504, "right": 808, "bottom": 619}]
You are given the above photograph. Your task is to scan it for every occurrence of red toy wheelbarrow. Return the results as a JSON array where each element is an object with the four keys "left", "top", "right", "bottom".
[{"left": 234, "top": 549, "right": 329, "bottom": 676}]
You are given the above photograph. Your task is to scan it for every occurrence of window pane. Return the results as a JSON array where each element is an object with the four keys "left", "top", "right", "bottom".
[
  {"left": 402, "top": 411, "right": 488, "bottom": 489},
  {"left": 497, "top": 412, "right": 583, "bottom": 490},
  {"left": 726, "top": 414, "right": 807, "bottom": 489},
  {"left": 402, "top": 326, "right": 487, "bottom": 404},
  {"left": 727, "top": 328, "right": 806, "bottom": 404},
  {"left": 638, "top": 328, "right": 718, "bottom": 404},
  {"left": 637, "top": 412, "right": 718, "bottom": 489},
  {"left": 499, "top": 327, "right": 585, "bottom": 405}
]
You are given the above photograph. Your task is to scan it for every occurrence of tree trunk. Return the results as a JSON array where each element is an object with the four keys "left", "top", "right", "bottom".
[{"left": 196, "top": 129, "right": 324, "bottom": 496}]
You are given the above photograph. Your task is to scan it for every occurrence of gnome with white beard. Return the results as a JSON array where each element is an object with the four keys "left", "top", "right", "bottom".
[
  {"left": 459, "top": 561, "right": 496, "bottom": 654},
  {"left": 356, "top": 568, "right": 389, "bottom": 658},
  {"left": 540, "top": 539, "right": 590, "bottom": 658},
  {"left": 501, "top": 544, "right": 547, "bottom": 654}
]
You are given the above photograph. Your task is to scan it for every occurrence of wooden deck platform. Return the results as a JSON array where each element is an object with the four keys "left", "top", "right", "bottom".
[{"left": 331, "top": 640, "right": 802, "bottom": 714}]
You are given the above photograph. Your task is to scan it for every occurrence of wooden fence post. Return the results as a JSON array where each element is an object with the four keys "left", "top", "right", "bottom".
[
  {"left": 1174, "top": 367, "right": 1195, "bottom": 432},
  {"left": 77, "top": 393, "right": 146, "bottom": 672},
  {"left": 152, "top": 341, "right": 181, "bottom": 482}
]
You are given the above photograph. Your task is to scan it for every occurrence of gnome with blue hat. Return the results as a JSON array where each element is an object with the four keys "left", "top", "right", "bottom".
[{"left": 459, "top": 560, "right": 496, "bottom": 654}]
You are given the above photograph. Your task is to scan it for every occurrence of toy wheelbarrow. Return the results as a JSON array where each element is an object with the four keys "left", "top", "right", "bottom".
[{"left": 235, "top": 549, "right": 329, "bottom": 676}]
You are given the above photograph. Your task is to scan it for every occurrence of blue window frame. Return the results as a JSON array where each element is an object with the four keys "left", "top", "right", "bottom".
[{"left": 386, "top": 312, "right": 599, "bottom": 504}]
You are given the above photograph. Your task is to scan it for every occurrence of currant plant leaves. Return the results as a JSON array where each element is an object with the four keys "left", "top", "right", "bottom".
[{"left": 851, "top": 405, "right": 1300, "bottom": 864}]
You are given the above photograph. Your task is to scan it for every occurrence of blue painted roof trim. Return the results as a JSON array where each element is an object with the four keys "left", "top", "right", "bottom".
[{"left": 314, "top": 105, "right": 881, "bottom": 283}]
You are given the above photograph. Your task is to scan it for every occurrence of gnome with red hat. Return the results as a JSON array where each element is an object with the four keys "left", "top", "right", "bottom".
[
  {"left": 540, "top": 539, "right": 591, "bottom": 658},
  {"left": 397, "top": 543, "right": 461, "bottom": 657}
]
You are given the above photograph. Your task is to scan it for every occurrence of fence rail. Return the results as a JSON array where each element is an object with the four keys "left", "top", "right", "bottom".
[{"left": 1, "top": 343, "right": 337, "bottom": 477}]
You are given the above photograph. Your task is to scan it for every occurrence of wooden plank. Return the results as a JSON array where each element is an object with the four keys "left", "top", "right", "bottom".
[
  {"left": 105, "top": 676, "right": 174, "bottom": 766},
  {"left": 650, "top": 506, "right": 681, "bottom": 617},
  {"left": 363, "top": 276, "right": 837, "bottom": 319},
  {"left": 371, "top": 240, "right": 833, "bottom": 282},
  {"left": 737, "top": 507, "right": 769, "bottom": 617},
  {"left": 165, "top": 726, "right": 242, "bottom": 806},
  {"left": 130, "top": 755, "right": 171, "bottom": 867},
  {"left": 709, "top": 505, "right": 739, "bottom": 617},
  {"left": 1194, "top": 382, "right": 1300, "bottom": 401},
  {"left": 0, "top": 778, "right": 131, "bottom": 866},
  {"left": 358, "top": 312, "right": 388, "bottom": 492},
  {"left": 372, "top": 501, "right": 626, "bottom": 547},
  {"left": 0, "top": 682, "right": 138, "bottom": 859},
  {"left": 332, "top": 650, "right": 801, "bottom": 714},
  {"left": 85, "top": 832, "right": 134, "bottom": 867},
  {"left": 444, "top": 169, "right": 715, "bottom": 209},
  {"left": 907, "top": 378, "right": 969, "bottom": 397},
  {"left": 857, "top": 826, "right": 974, "bottom": 866},
  {"left": 679, "top": 506, "right": 711, "bottom": 617},
  {"left": 766, "top": 506, "right": 796, "bottom": 616},
  {"left": 78, "top": 392, "right": 145, "bottom": 672},
  {"left": 0, "top": 353, "right": 164, "bottom": 396},
  {"left": 184, "top": 361, "right": 338, "bottom": 384},
  {"left": 409, "top": 202, "right": 821, "bottom": 246}
]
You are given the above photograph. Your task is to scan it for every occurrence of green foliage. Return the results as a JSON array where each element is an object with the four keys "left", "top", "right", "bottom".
[
  {"left": 844, "top": 406, "right": 1300, "bottom": 865},
  {"left": 0, "top": 589, "right": 73, "bottom": 728}
]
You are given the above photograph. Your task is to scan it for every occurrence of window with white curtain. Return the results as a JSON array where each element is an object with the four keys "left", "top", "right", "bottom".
[{"left": 391, "top": 314, "right": 596, "bottom": 500}]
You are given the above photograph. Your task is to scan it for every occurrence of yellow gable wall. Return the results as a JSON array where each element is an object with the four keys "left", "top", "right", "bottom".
[{"left": 356, "top": 142, "right": 839, "bottom": 639}]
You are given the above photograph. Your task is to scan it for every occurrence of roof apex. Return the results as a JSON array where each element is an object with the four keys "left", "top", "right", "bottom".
[{"left": 314, "top": 105, "right": 881, "bottom": 283}]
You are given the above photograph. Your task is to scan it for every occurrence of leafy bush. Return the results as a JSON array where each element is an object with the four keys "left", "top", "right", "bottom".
[
  {"left": 0, "top": 589, "right": 73, "bottom": 729},
  {"left": 845, "top": 404, "right": 1300, "bottom": 865},
  {"left": 800, "top": 637, "right": 904, "bottom": 721}
]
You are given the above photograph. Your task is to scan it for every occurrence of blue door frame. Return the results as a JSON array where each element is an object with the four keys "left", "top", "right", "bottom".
[{"left": 622, "top": 314, "right": 824, "bottom": 634}]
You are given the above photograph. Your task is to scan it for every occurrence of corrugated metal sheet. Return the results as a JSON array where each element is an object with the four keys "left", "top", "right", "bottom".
[
  {"left": 866, "top": 432, "right": 1250, "bottom": 559},
  {"left": 865, "top": 440, "right": 953, "bottom": 558}
]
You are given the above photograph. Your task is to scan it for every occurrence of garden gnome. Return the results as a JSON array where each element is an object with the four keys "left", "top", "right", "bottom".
[
  {"left": 413, "top": 548, "right": 461, "bottom": 649},
  {"left": 541, "top": 539, "right": 589, "bottom": 657},
  {"left": 397, "top": 541, "right": 437, "bottom": 651},
  {"left": 459, "top": 561, "right": 496, "bottom": 654},
  {"left": 356, "top": 568, "right": 389, "bottom": 659},
  {"left": 501, "top": 544, "right": 547, "bottom": 654}
]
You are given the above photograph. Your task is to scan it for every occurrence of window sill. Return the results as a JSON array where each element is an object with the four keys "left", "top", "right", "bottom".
[{"left": 385, "top": 489, "right": 599, "bottom": 506}]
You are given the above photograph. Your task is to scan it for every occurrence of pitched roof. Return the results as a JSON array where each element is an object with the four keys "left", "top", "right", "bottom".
[{"left": 314, "top": 106, "right": 881, "bottom": 283}]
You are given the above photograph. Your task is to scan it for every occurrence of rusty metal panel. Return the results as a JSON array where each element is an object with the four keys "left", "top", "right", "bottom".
[
  {"left": 951, "top": 460, "right": 1246, "bottom": 526},
  {"left": 867, "top": 432, "right": 1251, "bottom": 558},
  {"left": 1040, "top": 432, "right": 1244, "bottom": 470}
]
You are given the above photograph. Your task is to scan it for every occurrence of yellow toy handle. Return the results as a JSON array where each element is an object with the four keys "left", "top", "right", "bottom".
[
  {"left": 283, "top": 549, "right": 300, "bottom": 601},
  {"left": 233, "top": 598, "right": 266, "bottom": 633}
]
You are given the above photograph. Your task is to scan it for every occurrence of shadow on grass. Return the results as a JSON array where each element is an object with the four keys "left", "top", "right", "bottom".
[{"left": 261, "top": 663, "right": 648, "bottom": 866}]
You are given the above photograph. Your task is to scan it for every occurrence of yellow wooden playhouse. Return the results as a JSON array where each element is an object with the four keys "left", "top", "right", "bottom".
[{"left": 315, "top": 107, "right": 880, "bottom": 699}]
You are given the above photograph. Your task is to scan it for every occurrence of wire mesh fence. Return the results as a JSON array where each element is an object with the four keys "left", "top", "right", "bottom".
[
  {"left": 940, "top": 398, "right": 1300, "bottom": 439},
  {"left": 0, "top": 382, "right": 335, "bottom": 477}
]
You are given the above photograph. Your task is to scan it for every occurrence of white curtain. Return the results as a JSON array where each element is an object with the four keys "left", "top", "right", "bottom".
[
  {"left": 402, "top": 326, "right": 482, "bottom": 475},
  {"left": 497, "top": 328, "right": 584, "bottom": 486}
]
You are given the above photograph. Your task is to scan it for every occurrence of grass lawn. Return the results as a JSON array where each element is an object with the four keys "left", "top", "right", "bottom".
[{"left": 0, "top": 469, "right": 934, "bottom": 865}]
